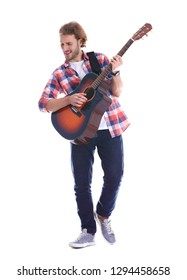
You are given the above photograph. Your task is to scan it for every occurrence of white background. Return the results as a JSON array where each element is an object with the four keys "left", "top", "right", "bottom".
[{"left": 0, "top": 0, "right": 186, "bottom": 279}]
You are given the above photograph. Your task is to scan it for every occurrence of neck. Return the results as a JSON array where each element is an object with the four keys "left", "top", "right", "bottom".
[{"left": 71, "top": 50, "right": 83, "bottom": 62}]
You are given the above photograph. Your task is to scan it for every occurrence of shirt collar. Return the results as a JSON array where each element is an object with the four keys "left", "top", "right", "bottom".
[{"left": 63, "top": 51, "right": 89, "bottom": 68}]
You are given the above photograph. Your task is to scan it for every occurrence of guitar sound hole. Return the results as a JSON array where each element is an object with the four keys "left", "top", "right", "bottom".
[{"left": 84, "top": 87, "right": 95, "bottom": 100}]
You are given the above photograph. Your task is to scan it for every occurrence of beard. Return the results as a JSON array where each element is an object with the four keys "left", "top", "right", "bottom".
[{"left": 65, "top": 45, "right": 81, "bottom": 62}]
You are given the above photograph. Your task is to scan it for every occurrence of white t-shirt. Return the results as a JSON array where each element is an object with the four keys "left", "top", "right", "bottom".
[{"left": 69, "top": 60, "right": 108, "bottom": 130}]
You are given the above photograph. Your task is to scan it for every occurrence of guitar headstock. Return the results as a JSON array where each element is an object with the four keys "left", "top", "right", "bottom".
[{"left": 132, "top": 23, "right": 152, "bottom": 41}]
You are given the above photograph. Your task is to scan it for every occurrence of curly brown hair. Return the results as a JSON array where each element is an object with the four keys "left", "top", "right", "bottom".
[{"left": 59, "top": 21, "right": 87, "bottom": 47}]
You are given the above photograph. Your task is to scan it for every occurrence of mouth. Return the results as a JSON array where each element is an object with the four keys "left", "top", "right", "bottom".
[{"left": 64, "top": 52, "right": 71, "bottom": 57}]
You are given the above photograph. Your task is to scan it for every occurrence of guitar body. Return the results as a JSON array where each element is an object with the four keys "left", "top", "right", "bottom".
[
  {"left": 50, "top": 23, "right": 152, "bottom": 144},
  {"left": 51, "top": 72, "right": 112, "bottom": 144}
]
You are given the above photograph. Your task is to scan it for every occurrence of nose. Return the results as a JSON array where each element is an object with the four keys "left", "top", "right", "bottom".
[{"left": 62, "top": 45, "right": 69, "bottom": 52}]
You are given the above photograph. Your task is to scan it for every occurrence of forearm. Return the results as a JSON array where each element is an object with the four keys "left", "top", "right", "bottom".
[
  {"left": 111, "top": 76, "right": 123, "bottom": 97},
  {"left": 46, "top": 92, "right": 87, "bottom": 112},
  {"left": 110, "top": 54, "right": 124, "bottom": 97},
  {"left": 46, "top": 96, "right": 70, "bottom": 112}
]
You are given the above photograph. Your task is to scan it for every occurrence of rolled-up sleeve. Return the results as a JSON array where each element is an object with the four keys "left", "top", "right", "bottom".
[{"left": 38, "top": 73, "right": 62, "bottom": 112}]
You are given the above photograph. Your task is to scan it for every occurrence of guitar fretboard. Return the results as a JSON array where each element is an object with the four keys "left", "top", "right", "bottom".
[{"left": 91, "top": 38, "right": 134, "bottom": 90}]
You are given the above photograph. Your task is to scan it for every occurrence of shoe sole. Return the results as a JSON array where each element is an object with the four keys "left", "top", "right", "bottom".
[{"left": 69, "top": 241, "right": 95, "bottom": 249}]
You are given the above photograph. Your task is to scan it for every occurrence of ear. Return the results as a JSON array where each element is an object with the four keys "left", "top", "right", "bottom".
[
  {"left": 79, "top": 38, "right": 85, "bottom": 48},
  {"left": 79, "top": 39, "right": 83, "bottom": 47}
]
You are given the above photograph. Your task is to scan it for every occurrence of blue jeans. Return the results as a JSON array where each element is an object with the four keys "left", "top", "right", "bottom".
[{"left": 71, "top": 130, "right": 124, "bottom": 234}]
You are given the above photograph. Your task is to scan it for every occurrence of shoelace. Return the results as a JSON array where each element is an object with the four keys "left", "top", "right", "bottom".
[
  {"left": 76, "top": 229, "right": 88, "bottom": 241},
  {"left": 102, "top": 219, "right": 114, "bottom": 234}
]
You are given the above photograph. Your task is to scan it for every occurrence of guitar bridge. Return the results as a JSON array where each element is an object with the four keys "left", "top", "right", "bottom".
[{"left": 70, "top": 105, "right": 82, "bottom": 117}]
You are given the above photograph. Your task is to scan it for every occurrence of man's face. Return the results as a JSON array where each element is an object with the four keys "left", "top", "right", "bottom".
[{"left": 60, "top": 34, "right": 82, "bottom": 62}]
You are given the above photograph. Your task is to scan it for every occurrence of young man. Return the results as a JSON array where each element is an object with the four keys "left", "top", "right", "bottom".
[{"left": 38, "top": 21, "right": 130, "bottom": 248}]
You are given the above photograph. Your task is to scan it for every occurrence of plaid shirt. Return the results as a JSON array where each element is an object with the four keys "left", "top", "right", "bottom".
[{"left": 38, "top": 51, "right": 130, "bottom": 137}]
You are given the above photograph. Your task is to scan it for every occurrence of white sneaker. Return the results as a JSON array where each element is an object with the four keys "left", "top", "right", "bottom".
[
  {"left": 69, "top": 229, "right": 95, "bottom": 248},
  {"left": 95, "top": 213, "right": 116, "bottom": 244}
]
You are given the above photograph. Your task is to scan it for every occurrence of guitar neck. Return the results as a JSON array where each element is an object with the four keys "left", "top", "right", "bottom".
[
  {"left": 118, "top": 38, "right": 134, "bottom": 56},
  {"left": 91, "top": 38, "right": 134, "bottom": 90}
]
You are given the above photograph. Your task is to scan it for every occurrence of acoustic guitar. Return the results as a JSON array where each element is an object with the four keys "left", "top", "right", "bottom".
[{"left": 51, "top": 23, "right": 152, "bottom": 144}]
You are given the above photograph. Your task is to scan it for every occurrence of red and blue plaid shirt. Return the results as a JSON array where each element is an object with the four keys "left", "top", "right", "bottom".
[{"left": 38, "top": 51, "right": 130, "bottom": 137}]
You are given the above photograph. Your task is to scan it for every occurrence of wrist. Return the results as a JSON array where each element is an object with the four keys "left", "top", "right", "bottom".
[{"left": 111, "top": 70, "right": 120, "bottom": 76}]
